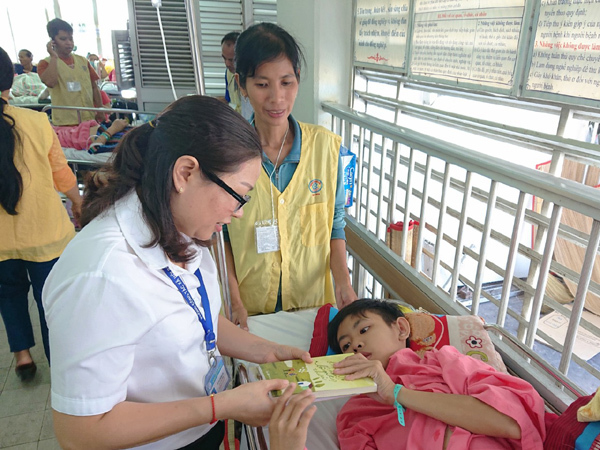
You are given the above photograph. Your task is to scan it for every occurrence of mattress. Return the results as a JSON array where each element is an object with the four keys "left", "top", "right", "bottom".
[
  {"left": 62, "top": 147, "right": 113, "bottom": 165},
  {"left": 239, "top": 309, "right": 347, "bottom": 450}
]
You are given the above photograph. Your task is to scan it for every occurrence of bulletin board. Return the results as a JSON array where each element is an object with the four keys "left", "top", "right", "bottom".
[
  {"left": 524, "top": 0, "right": 600, "bottom": 106},
  {"left": 353, "top": 0, "right": 600, "bottom": 105}
]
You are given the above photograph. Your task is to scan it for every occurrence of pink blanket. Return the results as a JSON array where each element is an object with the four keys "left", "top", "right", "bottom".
[
  {"left": 337, "top": 346, "right": 546, "bottom": 450},
  {"left": 53, "top": 120, "right": 97, "bottom": 150}
]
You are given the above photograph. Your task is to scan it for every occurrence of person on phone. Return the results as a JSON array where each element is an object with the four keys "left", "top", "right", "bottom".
[{"left": 38, "top": 18, "right": 104, "bottom": 125}]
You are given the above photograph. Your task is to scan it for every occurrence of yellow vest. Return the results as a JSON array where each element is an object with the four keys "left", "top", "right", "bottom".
[
  {"left": 228, "top": 122, "right": 341, "bottom": 315},
  {"left": 46, "top": 54, "right": 95, "bottom": 125},
  {"left": 0, "top": 106, "right": 76, "bottom": 262},
  {"left": 226, "top": 69, "right": 242, "bottom": 114}
]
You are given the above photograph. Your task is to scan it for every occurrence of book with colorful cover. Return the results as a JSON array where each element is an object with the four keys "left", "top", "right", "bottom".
[{"left": 258, "top": 354, "right": 377, "bottom": 399}]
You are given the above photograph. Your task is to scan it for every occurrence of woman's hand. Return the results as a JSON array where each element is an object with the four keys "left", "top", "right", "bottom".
[
  {"left": 231, "top": 302, "right": 249, "bottom": 331},
  {"left": 269, "top": 384, "right": 316, "bottom": 450},
  {"left": 70, "top": 198, "right": 82, "bottom": 224},
  {"left": 218, "top": 379, "right": 289, "bottom": 427},
  {"left": 333, "top": 353, "right": 396, "bottom": 404},
  {"left": 46, "top": 40, "right": 58, "bottom": 58},
  {"left": 264, "top": 344, "right": 312, "bottom": 364},
  {"left": 335, "top": 283, "right": 358, "bottom": 309}
]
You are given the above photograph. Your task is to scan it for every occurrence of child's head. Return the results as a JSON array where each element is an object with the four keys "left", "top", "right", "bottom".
[{"left": 328, "top": 299, "right": 411, "bottom": 368}]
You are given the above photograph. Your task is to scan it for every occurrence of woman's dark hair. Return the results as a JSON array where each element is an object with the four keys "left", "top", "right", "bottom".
[
  {"left": 18, "top": 49, "right": 32, "bottom": 58},
  {"left": 327, "top": 299, "right": 409, "bottom": 354},
  {"left": 81, "top": 95, "right": 262, "bottom": 263},
  {"left": 47, "top": 18, "right": 73, "bottom": 39},
  {"left": 0, "top": 46, "right": 22, "bottom": 215},
  {"left": 235, "top": 22, "right": 305, "bottom": 89}
]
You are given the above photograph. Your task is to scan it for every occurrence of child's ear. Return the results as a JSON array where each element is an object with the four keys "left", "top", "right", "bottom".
[{"left": 395, "top": 317, "right": 411, "bottom": 342}]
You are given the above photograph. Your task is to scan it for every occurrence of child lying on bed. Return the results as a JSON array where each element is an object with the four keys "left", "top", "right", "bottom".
[
  {"left": 327, "top": 299, "right": 547, "bottom": 450},
  {"left": 53, "top": 118, "right": 129, "bottom": 153}
]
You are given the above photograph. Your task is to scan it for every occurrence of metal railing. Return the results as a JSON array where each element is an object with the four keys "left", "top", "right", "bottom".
[{"left": 324, "top": 101, "right": 600, "bottom": 412}]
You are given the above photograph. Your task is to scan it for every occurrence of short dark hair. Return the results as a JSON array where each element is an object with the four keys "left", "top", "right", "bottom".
[
  {"left": 235, "top": 22, "right": 304, "bottom": 90},
  {"left": 221, "top": 32, "right": 240, "bottom": 46},
  {"left": 327, "top": 299, "right": 409, "bottom": 354},
  {"left": 18, "top": 49, "right": 32, "bottom": 58},
  {"left": 81, "top": 95, "right": 262, "bottom": 263},
  {"left": 47, "top": 18, "right": 73, "bottom": 39}
]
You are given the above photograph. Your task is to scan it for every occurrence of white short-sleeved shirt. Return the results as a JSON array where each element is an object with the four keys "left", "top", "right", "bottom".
[{"left": 43, "top": 190, "right": 222, "bottom": 449}]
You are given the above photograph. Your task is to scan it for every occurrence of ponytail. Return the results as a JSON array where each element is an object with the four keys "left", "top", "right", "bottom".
[
  {"left": 0, "top": 98, "right": 23, "bottom": 215},
  {"left": 80, "top": 122, "right": 154, "bottom": 227}
]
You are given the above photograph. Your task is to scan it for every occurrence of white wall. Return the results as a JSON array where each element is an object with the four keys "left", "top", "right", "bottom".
[{"left": 277, "top": 0, "right": 353, "bottom": 127}]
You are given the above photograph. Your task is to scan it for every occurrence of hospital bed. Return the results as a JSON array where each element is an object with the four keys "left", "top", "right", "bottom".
[
  {"left": 41, "top": 105, "right": 157, "bottom": 174},
  {"left": 234, "top": 305, "right": 585, "bottom": 450},
  {"left": 237, "top": 308, "right": 348, "bottom": 450}
]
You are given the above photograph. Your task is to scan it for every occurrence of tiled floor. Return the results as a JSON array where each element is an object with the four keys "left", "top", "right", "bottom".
[{"left": 0, "top": 294, "right": 60, "bottom": 449}]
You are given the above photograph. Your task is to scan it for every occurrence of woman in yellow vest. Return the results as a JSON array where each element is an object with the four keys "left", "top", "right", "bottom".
[
  {"left": 225, "top": 23, "right": 357, "bottom": 329},
  {"left": 0, "top": 47, "right": 82, "bottom": 380}
]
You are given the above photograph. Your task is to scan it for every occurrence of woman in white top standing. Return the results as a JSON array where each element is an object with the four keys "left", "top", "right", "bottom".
[{"left": 43, "top": 95, "right": 313, "bottom": 450}]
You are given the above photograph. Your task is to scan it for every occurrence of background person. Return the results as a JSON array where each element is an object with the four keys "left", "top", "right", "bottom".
[
  {"left": 87, "top": 53, "right": 108, "bottom": 80},
  {"left": 14, "top": 49, "right": 37, "bottom": 75},
  {"left": 219, "top": 32, "right": 253, "bottom": 120},
  {"left": 224, "top": 22, "right": 357, "bottom": 330},
  {"left": 0, "top": 46, "right": 81, "bottom": 381},
  {"left": 38, "top": 18, "right": 104, "bottom": 125},
  {"left": 220, "top": 31, "right": 240, "bottom": 109},
  {"left": 42, "top": 95, "right": 313, "bottom": 450}
]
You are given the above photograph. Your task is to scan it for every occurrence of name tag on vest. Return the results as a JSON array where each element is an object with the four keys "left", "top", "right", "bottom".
[
  {"left": 255, "top": 219, "right": 280, "bottom": 254},
  {"left": 67, "top": 81, "right": 81, "bottom": 92}
]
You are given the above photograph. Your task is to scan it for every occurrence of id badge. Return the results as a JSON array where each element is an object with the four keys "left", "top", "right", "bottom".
[
  {"left": 67, "top": 81, "right": 82, "bottom": 92},
  {"left": 255, "top": 219, "right": 279, "bottom": 254},
  {"left": 204, "top": 356, "right": 231, "bottom": 395}
]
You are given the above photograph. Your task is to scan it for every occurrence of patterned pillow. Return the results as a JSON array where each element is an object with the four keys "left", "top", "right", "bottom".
[
  {"left": 310, "top": 304, "right": 507, "bottom": 373},
  {"left": 406, "top": 312, "right": 507, "bottom": 373}
]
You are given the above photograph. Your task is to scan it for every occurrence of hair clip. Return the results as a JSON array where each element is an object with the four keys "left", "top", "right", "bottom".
[{"left": 148, "top": 120, "right": 156, "bottom": 128}]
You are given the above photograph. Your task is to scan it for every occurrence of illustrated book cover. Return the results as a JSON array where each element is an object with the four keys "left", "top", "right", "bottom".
[{"left": 258, "top": 353, "right": 377, "bottom": 399}]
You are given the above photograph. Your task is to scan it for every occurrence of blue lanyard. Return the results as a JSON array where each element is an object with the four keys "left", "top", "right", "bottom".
[{"left": 163, "top": 267, "right": 216, "bottom": 354}]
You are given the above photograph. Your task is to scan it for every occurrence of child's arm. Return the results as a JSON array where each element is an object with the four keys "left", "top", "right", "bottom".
[
  {"left": 334, "top": 354, "right": 521, "bottom": 440},
  {"left": 397, "top": 388, "right": 521, "bottom": 439}
]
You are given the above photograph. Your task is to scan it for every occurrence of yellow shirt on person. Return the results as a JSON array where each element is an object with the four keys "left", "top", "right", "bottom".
[
  {"left": 0, "top": 105, "right": 76, "bottom": 262},
  {"left": 227, "top": 121, "right": 341, "bottom": 315},
  {"left": 39, "top": 54, "right": 98, "bottom": 125}
]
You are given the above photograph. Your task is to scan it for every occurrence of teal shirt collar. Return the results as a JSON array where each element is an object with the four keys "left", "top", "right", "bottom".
[{"left": 250, "top": 114, "right": 302, "bottom": 164}]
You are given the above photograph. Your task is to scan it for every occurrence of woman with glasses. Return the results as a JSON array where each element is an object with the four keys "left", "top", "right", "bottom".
[
  {"left": 224, "top": 23, "right": 357, "bottom": 330},
  {"left": 42, "top": 95, "right": 314, "bottom": 450}
]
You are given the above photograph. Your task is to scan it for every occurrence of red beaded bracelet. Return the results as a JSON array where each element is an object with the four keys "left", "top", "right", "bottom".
[{"left": 209, "top": 394, "right": 217, "bottom": 424}]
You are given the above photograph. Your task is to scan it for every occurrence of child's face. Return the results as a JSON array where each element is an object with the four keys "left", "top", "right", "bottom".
[{"left": 336, "top": 311, "right": 410, "bottom": 368}]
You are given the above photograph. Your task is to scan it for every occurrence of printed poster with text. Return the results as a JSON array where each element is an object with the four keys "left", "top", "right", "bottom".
[
  {"left": 526, "top": 0, "right": 600, "bottom": 101},
  {"left": 411, "top": 0, "right": 526, "bottom": 88},
  {"left": 355, "top": 0, "right": 410, "bottom": 69}
]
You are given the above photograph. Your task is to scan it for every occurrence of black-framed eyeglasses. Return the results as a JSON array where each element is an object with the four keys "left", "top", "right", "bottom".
[{"left": 203, "top": 170, "right": 250, "bottom": 212}]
